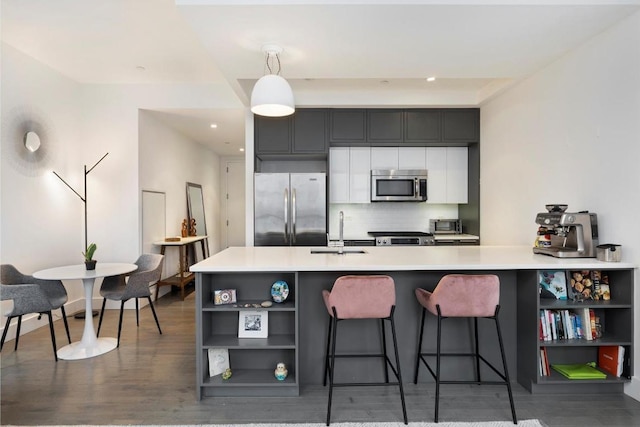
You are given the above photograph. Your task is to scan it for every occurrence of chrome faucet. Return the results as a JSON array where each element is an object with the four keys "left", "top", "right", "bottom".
[{"left": 338, "top": 211, "right": 345, "bottom": 254}]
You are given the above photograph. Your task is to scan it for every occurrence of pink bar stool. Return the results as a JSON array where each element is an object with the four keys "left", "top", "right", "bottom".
[
  {"left": 322, "top": 275, "right": 408, "bottom": 426},
  {"left": 414, "top": 274, "right": 517, "bottom": 424}
]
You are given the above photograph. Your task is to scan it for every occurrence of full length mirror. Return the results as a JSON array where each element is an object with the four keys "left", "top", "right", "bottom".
[{"left": 186, "top": 181, "right": 207, "bottom": 241}]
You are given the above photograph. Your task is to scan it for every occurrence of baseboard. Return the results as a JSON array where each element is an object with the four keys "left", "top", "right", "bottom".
[{"left": 625, "top": 376, "right": 640, "bottom": 402}]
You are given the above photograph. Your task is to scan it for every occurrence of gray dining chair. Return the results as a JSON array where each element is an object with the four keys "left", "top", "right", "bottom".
[
  {"left": 96, "top": 254, "right": 164, "bottom": 346},
  {"left": 1, "top": 264, "right": 72, "bottom": 361}
]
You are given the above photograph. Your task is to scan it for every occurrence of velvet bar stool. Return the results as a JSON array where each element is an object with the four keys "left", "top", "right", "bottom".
[
  {"left": 322, "top": 275, "right": 408, "bottom": 426},
  {"left": 414, "top": 274, "right": 517, "bottom": 424}
]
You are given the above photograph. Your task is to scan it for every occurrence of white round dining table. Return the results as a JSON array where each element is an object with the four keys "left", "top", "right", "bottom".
[{"left": 34, "top": 263, "right": 137, "bottom": 360}]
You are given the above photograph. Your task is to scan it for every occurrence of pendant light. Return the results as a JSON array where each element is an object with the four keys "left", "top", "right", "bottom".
[{"left": 251, "top": 44, "right": 295, "bottom": 117}]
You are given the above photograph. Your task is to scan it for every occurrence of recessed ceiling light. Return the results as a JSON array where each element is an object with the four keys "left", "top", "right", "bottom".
[
  {"left": 210, "top": 123, "right": 218, "bottom": 129},
  {"left": 426, "top": 76, "right": 436, "bottom": 82},
  {"left": 239, "top": 148, "right": 245, "bottom": 152}
]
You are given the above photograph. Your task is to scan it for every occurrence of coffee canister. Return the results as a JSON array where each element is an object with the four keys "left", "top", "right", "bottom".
[{"left": 596, "top": 244, "right": 622, "bottom": 262}]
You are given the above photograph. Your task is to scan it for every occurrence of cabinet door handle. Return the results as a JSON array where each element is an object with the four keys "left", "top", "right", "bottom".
[{"left": 292, "top": 188, "right": 297, "bottom": 244}]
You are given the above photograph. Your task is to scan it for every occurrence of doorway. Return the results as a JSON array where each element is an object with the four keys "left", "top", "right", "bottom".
[{"left": 222, "top": 159, "right": 246, "bottom": 248}]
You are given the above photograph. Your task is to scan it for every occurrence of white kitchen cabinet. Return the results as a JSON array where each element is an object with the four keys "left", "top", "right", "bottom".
[
  {"left": 370, "top": 147, "right": 398, "bottom": 170},
  {"left": 398, "top": 147, "right": 426, "bottom": 169},
  {"left": 371, "top": 147, "right": 426, "bottom": 170},
  {"left": 349, "top": 147, "right": 371, "bottom": 203},
  {"left": 426, "top": 147, "right": 447, "bottom": 203},
  {"left": 329, "top": 147, "right": 371, "bottom": 203},
  {"left": 329, "top": 147, "right": 349, "bottom": 203},
  {"left": 446, "top": 147, "right": 468, "bottom": 204},
  {"left": 426, "top": 147, "right": 468, "bottom": 204}
]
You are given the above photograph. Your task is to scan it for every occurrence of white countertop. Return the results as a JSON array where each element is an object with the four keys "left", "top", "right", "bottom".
[{"left": 190, "top": 246, "right": 635, "bottom": 273}]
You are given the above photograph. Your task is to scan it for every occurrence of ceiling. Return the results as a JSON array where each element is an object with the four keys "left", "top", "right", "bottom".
[{"left": 3, "top": 0, "right": 640, "bottom": 156}]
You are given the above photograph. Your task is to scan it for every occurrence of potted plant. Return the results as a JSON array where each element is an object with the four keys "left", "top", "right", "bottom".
[{"left": 83, "top": 243, "right": 97, "bottom": 270}]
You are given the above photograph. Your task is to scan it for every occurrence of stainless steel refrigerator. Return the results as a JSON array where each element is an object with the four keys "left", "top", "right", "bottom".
[{"left": 254, "top": 173, "right": 327, "bottom": 246}]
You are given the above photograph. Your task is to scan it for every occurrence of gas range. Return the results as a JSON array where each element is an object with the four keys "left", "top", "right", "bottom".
[{"left": 368, "top": 231, "right": 435, "bottom": 246}]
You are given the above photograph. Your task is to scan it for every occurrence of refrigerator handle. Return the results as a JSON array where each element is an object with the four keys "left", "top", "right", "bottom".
[
  {"left": 292, "top": 188, "right": 297, "bottom": 244},
  {"left": 284, "top": 188, "right": 289, "bottom": 245}
]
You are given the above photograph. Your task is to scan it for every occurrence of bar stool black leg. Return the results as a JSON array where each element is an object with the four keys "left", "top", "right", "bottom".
[
  {"left": 474, "top": 317, "right": 481, "bottom": 383},
  {"left": 326, "top": 313, "right": 339, "bottom": 426},
  {"left": 389, "top": 313, "right": 408, "bottom": 424},
  {"left": 435, "top": 305, "right": 443, "bottom": 423},
  {"left": 135, "top": 298, "right": 140, "bottom": 327},
  {"left": 323, "top": 315, "right": 332, "bottom": 387},
  {"left": 494, "top": 307, "right": 517, "bottom": 424},
  {"left": 381, "top": 318, "right": 389, "bottom": 383},
  {"left": 414, "top": 307, "right": 426, "bottom": 384}
]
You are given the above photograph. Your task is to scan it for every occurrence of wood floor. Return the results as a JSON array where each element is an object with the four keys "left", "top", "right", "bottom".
[{"left": 2, "top": 290, "right": 640, "bottom": 426}]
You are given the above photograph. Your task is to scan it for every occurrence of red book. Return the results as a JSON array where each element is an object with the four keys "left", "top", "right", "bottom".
[{"left": 598, "top": 345, "right": 624, "bottom": 377}]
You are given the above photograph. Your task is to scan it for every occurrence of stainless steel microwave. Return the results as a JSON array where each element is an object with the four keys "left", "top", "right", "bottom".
[{"left": 370, "top": 169, "right": 428, "bottom": 202}]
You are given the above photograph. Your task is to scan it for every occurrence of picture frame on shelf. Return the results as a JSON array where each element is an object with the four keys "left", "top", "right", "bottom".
[
  {"left": 238, "top": 310, "right": 268, "bottom": 338},
  {"left": 207, "top": 348, "right": 230, "bottom": 377},
  {"left": 213, "top": 288, "right": 237, "bottom": 305}
]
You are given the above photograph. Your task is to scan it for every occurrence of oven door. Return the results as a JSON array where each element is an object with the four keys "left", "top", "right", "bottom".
[{"left": 371, "top": 170, "right": 427, "bottom": 202}]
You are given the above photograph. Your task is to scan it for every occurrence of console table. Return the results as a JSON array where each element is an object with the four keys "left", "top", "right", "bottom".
[{"left": 154, "top": 235, "right": 208, "bottom": 300}]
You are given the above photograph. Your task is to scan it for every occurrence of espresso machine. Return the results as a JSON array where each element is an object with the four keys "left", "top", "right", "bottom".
[{"left": 533, "top": 205, "right": 599, "bottom": 258}]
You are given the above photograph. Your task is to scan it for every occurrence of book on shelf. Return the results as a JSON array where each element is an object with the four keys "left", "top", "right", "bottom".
[
  {"left": 539, "top": 270, "right": 568, "bottom": 300},
  {"left": 551, "top": 363, "right": 607, "bottom": 379},
  {"left": 540, "top": 309, "right": 586, "bottom": 341},
  {"left": 598, "top": 345, "right": 625, "bottom": 377},
  {"left": 539, "top": 347, "right": 550, "bottom": 376},
  {"left": 567, "top": 270, "right": 610, "bottom": 301},
  {"left": 592, "top": 271, "right": 610, "bottom": 301},
  {"left": 577, "top": 308, "right": 593, "bottom": 341}
]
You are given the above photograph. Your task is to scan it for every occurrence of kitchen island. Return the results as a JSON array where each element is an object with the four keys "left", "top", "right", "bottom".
[{"left": 191, "top": 246, "right": 635, "bottom": 399}]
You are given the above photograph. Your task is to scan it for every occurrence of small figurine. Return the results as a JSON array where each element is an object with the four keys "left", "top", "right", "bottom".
[
  {"left": 274, "top": 362, "right": 288, "bottom": 381},
  {"left": 189, "top": 218, "right": 197, "bottom": 236},
  {"left": 222, "top": 368, "right": 232, "bottom": 380},
  {"left": 181, "top": 219, "right": 188, "bottom": 237}
]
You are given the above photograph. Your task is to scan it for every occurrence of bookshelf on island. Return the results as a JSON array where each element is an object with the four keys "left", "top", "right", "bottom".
[
  {"left": 517, "top": 268, "right": 634, "bottom": 393},
  {"left": 195, "top": 271, "right": 298, "bottom": 399}
]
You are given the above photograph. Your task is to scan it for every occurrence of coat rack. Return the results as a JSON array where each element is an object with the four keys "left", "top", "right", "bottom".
[{"left": 52, "top": 152, "right": 109, "bottom": 252}]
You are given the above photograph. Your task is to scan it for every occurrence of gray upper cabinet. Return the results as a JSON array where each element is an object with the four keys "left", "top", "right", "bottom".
[
  {"left": 367, "top": 109, "right": 403, "bottom": 143},
  {"left": 329, "top": 109, "right": 366, "bottom": 143},
  {"left": 441, "top": 109, "right": 480, "bottom": 143},
  {"left": 292, "top": 109, "right": 327, "bottom": 154},
  {"left": 255, "top": 110, "right": 327, "bottom": 156},
  {"left": 255, "top": 115, "right": 291, "bottom": 154},
  {"left": 405, "top": 109, "right": 441, "bottom": 144}
]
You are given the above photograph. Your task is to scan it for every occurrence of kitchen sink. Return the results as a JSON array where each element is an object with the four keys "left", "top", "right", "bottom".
[{"left": 310, "top": 248, "right": 367, "bottom": 255}]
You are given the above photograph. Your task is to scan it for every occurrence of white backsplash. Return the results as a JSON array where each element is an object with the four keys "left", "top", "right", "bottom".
[{"left": 329, "top": 203, "right": 459, "bottom": 239}]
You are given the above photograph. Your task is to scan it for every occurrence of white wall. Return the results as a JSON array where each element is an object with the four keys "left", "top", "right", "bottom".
[
  {"left": 1, "top": 44, "right": 233, "bottom": 338},
  {"left": 1, "top": 44, "right": 86, "bottom": 335},
  {"left": 139, "top": 111, "right": 221, "bottom": 298},
  {"left": 480, "top": 11, "right": 640, "bottom": 399}
]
